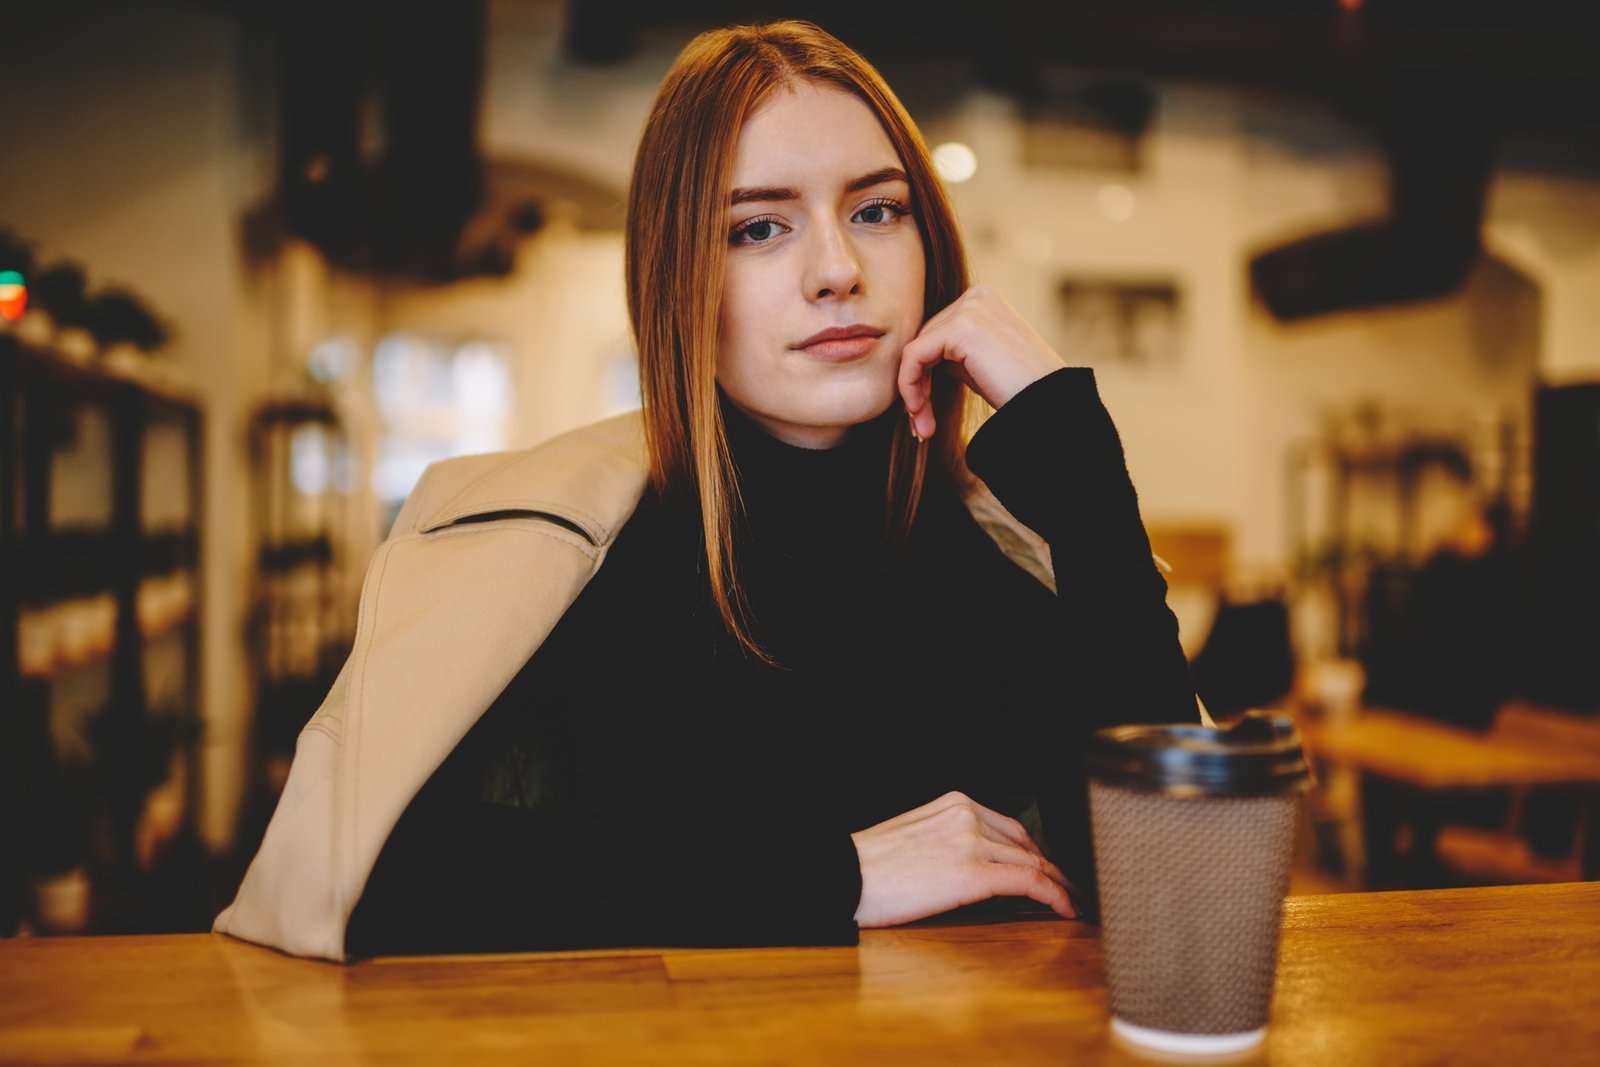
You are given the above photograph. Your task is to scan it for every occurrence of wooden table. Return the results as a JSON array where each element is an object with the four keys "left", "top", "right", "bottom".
[
  {"left": 1297, "top": 707, "right": 1600, "bottom": 791},
  {"left": 3, "top": 883, "right": 1596, "bottom": 1064},
  {"left": 1297, "top": 707, "right": 1600, "bottom": 881}
]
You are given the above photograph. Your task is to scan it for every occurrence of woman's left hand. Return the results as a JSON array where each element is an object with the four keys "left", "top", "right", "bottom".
[{"left": 898, "top": 284, "right": 1067, "bottom": 441}]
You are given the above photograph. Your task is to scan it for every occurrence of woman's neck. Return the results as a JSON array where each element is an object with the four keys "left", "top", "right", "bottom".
[{"left": 720, "top": 396, "right": 896, "bottom": 559}]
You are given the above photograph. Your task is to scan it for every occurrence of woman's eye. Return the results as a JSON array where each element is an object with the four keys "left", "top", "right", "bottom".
[
  {"left": 730, "top": 217, "right": 786, "bottom": 245},
  {"left": 854, "top": 199, "right": 910, "bottom": 225}
]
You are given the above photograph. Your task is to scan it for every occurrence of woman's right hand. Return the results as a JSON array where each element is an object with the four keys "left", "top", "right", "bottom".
[{"left": 850, "top": 791, "right": 1078, "bottom": 927}]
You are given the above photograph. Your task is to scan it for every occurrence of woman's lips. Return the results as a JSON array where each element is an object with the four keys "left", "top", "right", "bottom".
[{"left": 793, "top": 325, "right": 886, "bottom": 362}]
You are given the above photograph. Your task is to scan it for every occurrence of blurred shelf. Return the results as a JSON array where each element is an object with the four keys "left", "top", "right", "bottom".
[
  {"left": 2, "top": 332, "right": 206, "bottom": 936},
  {"left": 235, "top": 396, "right": 353, "bottom": 861}
]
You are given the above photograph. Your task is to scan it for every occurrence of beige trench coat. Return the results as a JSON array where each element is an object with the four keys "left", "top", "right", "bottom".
[{"left": 213, "top": 411, "right": 1060, "bottom": 961}]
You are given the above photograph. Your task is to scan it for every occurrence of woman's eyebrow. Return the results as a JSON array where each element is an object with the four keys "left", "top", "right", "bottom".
[
  {"left": 730, "top": 185, "right": 797, "bottom": 206},
  {"left": 729, "top": 167, "right": 910, "bottom": 206},
  {"left": 845, "top": 167, "right": 909, "bottom": 193}
]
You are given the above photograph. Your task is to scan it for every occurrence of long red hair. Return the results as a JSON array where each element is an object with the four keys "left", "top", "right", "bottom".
[{"left": 625, "top": 20, "right": 971, "bottom": 661}]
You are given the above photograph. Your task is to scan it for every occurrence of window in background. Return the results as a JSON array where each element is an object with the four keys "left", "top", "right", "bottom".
[{"left": 371, "top": 334, "right": 514, "bottom": 532}]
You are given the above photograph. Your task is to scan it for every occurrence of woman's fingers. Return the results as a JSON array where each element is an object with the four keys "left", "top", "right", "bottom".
[
  {"left": 896, "top": 331, "right": 947, "bottom": 440},
  {"left": 980, "top": 835, "right": 1074, "bottom": 896},
  {"left": 966, "top": 800, "right": 1045, "bottom": 857},
  {"left": 897, "top": 292, "right": 965, "bottom": 412},
  {"left": 935, "top": 793, "right": 1047, "bottom": 860},
  {"left": 851, "top": 790, "right": 1079, "bottom": 927},
  {"left": 897, "top": 284, "right": 1067, "bottom": 440},
  {"left": 884, "top": 791, "right": 1045, "bottom": 857},
  {"left": 979, "top": 860, "right": 1078, "bottom": 919},
  {"left": 898, "top": 311, "right": 987, "bottom": 440}
]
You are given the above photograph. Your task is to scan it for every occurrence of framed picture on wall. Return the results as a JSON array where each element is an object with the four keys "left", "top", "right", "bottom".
[{"left": 1053, "top": 276, "right": 1182, "bottom": 370}]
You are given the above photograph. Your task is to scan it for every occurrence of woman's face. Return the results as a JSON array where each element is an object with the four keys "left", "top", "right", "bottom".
[{"left": 717, "top": 81, "right": 926, "bottom": 449}]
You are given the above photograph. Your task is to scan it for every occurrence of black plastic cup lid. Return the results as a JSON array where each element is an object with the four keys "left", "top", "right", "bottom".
[{"left": 1085, "top": 710, "right": 1313, "bottom": 798}]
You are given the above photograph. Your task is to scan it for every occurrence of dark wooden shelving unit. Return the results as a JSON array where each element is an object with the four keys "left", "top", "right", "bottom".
[
  {"left": 1, "top": 333, "right": 205, "bottom": 935},
  {"left": 235, "top": 396, "right": 353, "bottom": 859}
]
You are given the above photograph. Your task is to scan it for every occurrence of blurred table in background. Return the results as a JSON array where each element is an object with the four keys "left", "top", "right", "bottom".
[
  {"left": 1, "top": 883, "right": 1596, "bottom": 1064},
  {"left": 1297, "top": 705, "right": 1600, "bottom": 885}
]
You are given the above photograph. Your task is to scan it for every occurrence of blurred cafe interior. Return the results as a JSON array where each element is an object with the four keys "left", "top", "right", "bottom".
[{"left": 3, "top": 0, "right": 1600, "bottom": 939}]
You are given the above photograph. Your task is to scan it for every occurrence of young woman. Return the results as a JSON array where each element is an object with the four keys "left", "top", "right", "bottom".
[{"left": 215, "top": 20, "right": 1201, "bottom": 962}]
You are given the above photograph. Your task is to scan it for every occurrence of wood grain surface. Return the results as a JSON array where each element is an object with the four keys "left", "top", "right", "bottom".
[
  {"left": 2, "top": 883, "right": 1595, "bottom": 1065},
  {"left": 1297, "top": 707, "right": 1600, "bottom": 790}
]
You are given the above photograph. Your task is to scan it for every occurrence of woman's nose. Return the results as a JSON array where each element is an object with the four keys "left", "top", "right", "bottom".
[{"left": 804, "top": 221, "right": 862, "bottom": 300}]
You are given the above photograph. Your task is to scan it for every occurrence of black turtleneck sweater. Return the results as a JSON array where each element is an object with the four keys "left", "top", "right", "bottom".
[{"left": 345, "top": 368, "right": 1199, "bottom": 957}]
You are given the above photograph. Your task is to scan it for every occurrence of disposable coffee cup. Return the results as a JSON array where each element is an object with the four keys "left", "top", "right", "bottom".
[{"left": 1086, "top": 712, "right": 1312, "bottom": 1055}]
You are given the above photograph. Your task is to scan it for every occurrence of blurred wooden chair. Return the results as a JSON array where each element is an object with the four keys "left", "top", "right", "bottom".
[{"left": 1433, "top": 700, "right": 1600, "bottom": 884}]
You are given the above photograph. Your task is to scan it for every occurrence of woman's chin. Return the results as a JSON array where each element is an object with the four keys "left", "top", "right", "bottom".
[
  {"left": 808, "top": 394, "right": 901, "bottom": 435},
  {"left": 808, "top": 376, "right": 901, "bottom": 424}
]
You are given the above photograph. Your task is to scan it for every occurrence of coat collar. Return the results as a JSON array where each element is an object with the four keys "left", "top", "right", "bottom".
[
  {"left": 415, "top": 411, "right": 650, "bottom": 546},
  {"left": 410, "top": 407, "right": 1054, "bottom": 592}
]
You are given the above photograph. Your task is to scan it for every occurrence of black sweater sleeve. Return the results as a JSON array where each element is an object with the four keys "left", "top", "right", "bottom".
[
  {"left": 965, "top": 366, "right": 1201, "bottom": 918},
  {"left": 347, "top": 767, "right": 862, "bottom": 957}
]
